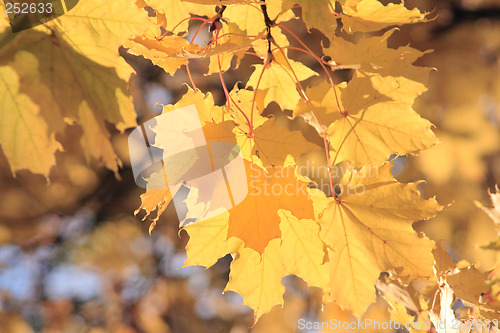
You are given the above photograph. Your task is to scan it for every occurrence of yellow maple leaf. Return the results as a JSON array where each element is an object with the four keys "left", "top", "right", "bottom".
[
  {"left": 328, "top": 73, "right": 437, "bottom": 166},
  {"left": 78, "top": 102, "right": 122, "bottom": 177},
  {"left": 224, "top": 209, "right": 328, "bottom": 321},
  {"left": 339, "top": 0, "right": 427, "bottom": 33},
  {"left": 224, "top": 0, "right": 285, "bottom": 34},
  {"left": 324, "top": 29, "right": 432, "bottom": 104},
  {"left": 125, "top": 33, "right": 203, "bottom": 76},
  {"left": 135, "top": 89, "right": 232, "bottom": 230},
  {"left": 0, "top": 0, "right": 150, "bottom": 176},
  {"left": 311, "top": 162, "right": 441, "bottom": 316},
  {"left": 0, "top": 65, "right": 61, "bottom": 177},
  {"left": 227, "top": 160, "right": 314, "bottom": 253},
  {"left": 139, "top": 0, "right": 215, "bottom": 32},
  {"left": 207, "top": 22, "right": 248, "bottom": 74},
  {"left": 161, "top": 87, "right": 226, "bottom": 124},
  {"left": 134, "top": 167, "right": 172, "bottom": 234},
  {"left": 224, "top": 3, "right": 267, "bottom": 36},
  {"left": 43, "top": 0, "right": 153, "bottom": 80},
  {"left": 246, "top": 53, "right": 318, "bottom": 111},
  {"left": 447, "top": 266, "right": 490, "bottom": 305},
  {"left": 282, "top": 0, "right": 335, "bottom": 37},
  {"left": 183, "top": 211, "right": 243, "bottom": 268},
  {"left": 240, "top": 119, "right": 320, "bottom": 167}
]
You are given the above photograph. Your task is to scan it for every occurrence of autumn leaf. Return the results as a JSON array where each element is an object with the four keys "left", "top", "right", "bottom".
[
  {"left": 134, "top": 169, "right": 173, "bottom": 234},
  {"left": 225, "top": 239, "right": 285, "bottom": 319},
  {"left": 226, "top": 160, "right": 314, "bottom": 253},
  {"left": 138, "top": 0, "right": 214, "bottom": 32},
  {"left": 125, "top": 33, "right": 204, "bottom": 76},
  {"left": 282, "top": 0, "right": 335, "bottom": 38},
  {"left": 328, "top": 73, "right": 437, "bottom": 166},
  {"left": 234, "top": 118, "right": 320, "bottom": 167},
  {"left": 0, "top": 0, "right": 151, "bottom": 176},
  {"left": 339, "top": 0, "right": 427, "bottom": 33},
  {"left": 224, "top": 3, "right": 267, "bottom": 36},
  {"left": 447, "top": 266, "right": 490, "bottom": 305},
  {"left": 183, "top": 212, "right": 243, "bottom": 268},
  {"left": 246, "top": 53, "right": 318, "bottom": 111},
  {"left": 183, "top": 206, "right": 327, "bottom": 321},
  {"left": 225, "top": 210, "right": 328, "bottom": 321},
  {"left": 311, "top": 162, "right": 441, "bottom": 316},
  {"left": 0, "top": 65, "right": 61, "bottom": 177},
  {"left": 78, "top": 102, "right": 122, "bottom": 176},
  {"left": 207, "top": 22, "right": 248, "bottom": 74},
  {"left": 161, "top": 87, "right": 226, "bottom": 124}
]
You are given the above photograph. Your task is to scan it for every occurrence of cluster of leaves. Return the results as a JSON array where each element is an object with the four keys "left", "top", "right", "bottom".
[
  {"left": 2, "top": 0, "right": 500, "bottom": 328},
  {"left": 131, "top": 0, "right": 442, "bottom": 322}
]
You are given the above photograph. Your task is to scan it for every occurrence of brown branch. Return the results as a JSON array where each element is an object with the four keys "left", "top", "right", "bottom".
[{"left": 260, "top": 1, "right": 275, "bottom": 61}]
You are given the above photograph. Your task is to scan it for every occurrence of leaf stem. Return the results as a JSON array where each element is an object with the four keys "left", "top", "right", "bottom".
[
  {"left": 277, "top": 23, "right": 345, "bottom": 117},
  {"left": 271, "top": 41, "right": 335, "bottom": 197},
  {"left": 185, "top": 62, "right": 198, "bottom": 92}
]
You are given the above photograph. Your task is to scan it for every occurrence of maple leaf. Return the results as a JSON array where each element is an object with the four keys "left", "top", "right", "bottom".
[
  {"left": 339, "top": 0, "right": 427, "bottom": 33},
  {"left": 282, "top": 0, "right": 335, "bottom": 38},
  {"left": 183, "top": 211, "right": 243, "bottom": 268},
  {"left": 134, "top": 169, "right": 173, "bottom": 234},
  {"left": 135, "top": 89, "right": 232, "bottom": 230},
  {"left": 0, "top": 0, "right": 151, "bottom": 176},
  {"left": 161, "top": 87, "right": 226, "bottom": 124},
  {"left": 0, "top": 65, "right": 61, "bottom": 177},
  {"left": 324, "top": 29, "right": 432, "bottom": 103},
  {"left": 327, "top": 73, "right": 437, "bottom": 166},
  {"left": 224, "top": 0, "right": 286, "bottom": 34},
  {"left": 138, "top": 0, "right": 214, "bottom": 32},
  {"left": 311, "top": 162, "right": 442, "bottom": 316},
  {"left": 224, "top": 3, "right": 267, "bottom": 36},
  {"left": 125, "top": 33, "right": 204, "bottom": 76},
  {"left": 226, "top": 160, "right": 314, "bottom": 253},
  {"left": 219, "top": 210, "right": 327, "bottom": 320},
  {"left": 182, "top": 204, "right": 328, "bottom": 321},
  {"left": 244, "top": 119, "right": 320, "bottom": 167},
  {"left": 447, "top": 266, "right": 490, "bottom": 305},
  {"left": 246, "top": 53, "right": 318, "bottom": 111},
  {"left": 207, "top": 22, "right": 248, "bottom": 74}
]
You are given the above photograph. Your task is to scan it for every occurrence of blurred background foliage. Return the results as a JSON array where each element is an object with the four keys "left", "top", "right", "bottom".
[{"left": 0, "top": 0, "right": 499, "bottom": 332}]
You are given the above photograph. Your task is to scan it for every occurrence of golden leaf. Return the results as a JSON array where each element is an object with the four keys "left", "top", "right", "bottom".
[{"left": 311, "top": 162, "right": 441, "bottom": 316}]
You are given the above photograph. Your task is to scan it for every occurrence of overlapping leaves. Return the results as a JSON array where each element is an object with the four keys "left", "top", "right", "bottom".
[
  {"left": 130, "top": 0, "right": 442, "bottom": 322},
  {"left": 0, "top": 0, "right": 153, "bottom": 177},
  {"left": 0, "top": 0, "right": 443, "bottom": 324}
]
